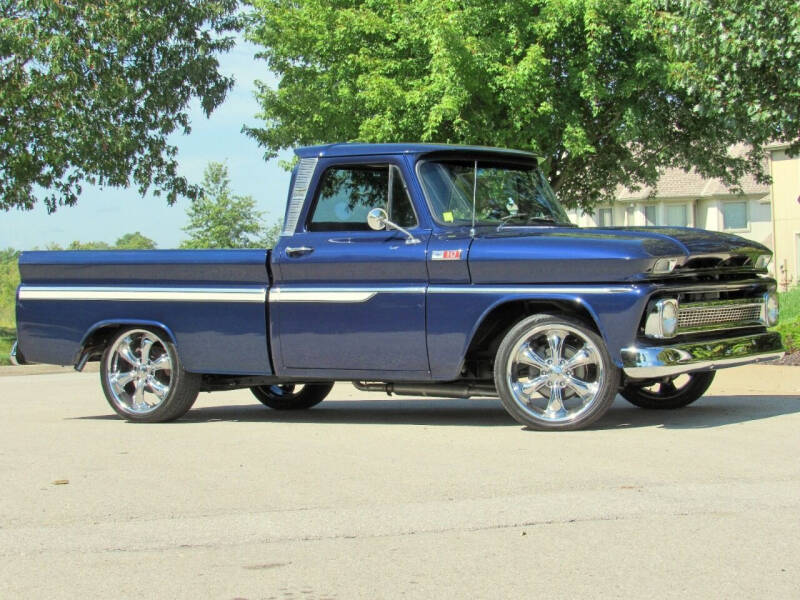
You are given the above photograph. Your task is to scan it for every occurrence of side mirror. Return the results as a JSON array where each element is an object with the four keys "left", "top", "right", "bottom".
[
  {"left": 365, "top": 207, "right": 420, "bottom": 244},
  {"left": 367, "top": 207, "right": 387, "bottom": 231}
]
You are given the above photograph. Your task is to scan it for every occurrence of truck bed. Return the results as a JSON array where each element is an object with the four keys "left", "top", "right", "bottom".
[{"left": 16, "top": 249, "right": 273, "bottom": 375}]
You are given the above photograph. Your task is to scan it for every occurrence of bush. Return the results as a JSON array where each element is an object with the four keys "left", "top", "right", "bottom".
[
  {"left": 773, "top": 288, "right": 800, "bottom": 354},
  {"left": 0, "top": 249, "right": 20, "bottom": 329}
]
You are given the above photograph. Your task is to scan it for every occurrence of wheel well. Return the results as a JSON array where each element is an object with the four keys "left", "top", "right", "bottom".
[
  {"left": 461, "top": 300, "right": 601, "bottom": 379},
  {"left": 77, "top": 323, "right": 175, "bottom": 367}
]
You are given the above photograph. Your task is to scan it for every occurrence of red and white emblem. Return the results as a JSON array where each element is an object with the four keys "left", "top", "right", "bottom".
[{"left": 431, "top": 249, "right": 463, "bottom": 261}]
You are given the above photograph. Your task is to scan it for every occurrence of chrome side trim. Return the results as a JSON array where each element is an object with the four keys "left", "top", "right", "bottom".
[
  {"left": 269, "top": 286, "right": 426, "bottom": 303},
  {"left": 622, "top": 331, "right": 784, "bottom": 378},
  {"left": 18, "top": 285, "right": 267, "bottom": 303},
  {"left": 428, "top": 285, "right": 634, "bottom": 295}
]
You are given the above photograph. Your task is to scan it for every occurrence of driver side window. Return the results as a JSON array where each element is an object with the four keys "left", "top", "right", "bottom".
[{"left": 308, "top": 164, "right": 417, "bottom": 232}]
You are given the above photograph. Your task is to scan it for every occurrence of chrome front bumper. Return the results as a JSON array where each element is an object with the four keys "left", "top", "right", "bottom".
[{"left": 621, "top": 331, "right": 784, "bottom": 378}]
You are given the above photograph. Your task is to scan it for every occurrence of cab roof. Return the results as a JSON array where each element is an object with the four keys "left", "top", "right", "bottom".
[{"left": 294, "top": 142, "right": 539, "bottom": 161}]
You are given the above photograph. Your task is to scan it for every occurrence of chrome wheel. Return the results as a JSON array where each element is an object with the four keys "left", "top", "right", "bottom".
[
  {"left": 507, "top": 324, "right": 603, "bottom": 423},
  {"left": 104, "top": 329, "right": 173, "bottom": 415},
  {"left": 267, "top": 384, "right": 303, "bottom": 398},
  {"left": 621, "top": 371, "right": 715, "bottom": 409},
  {"left": 494, "top": 314, "right": 619, "bottom": 430}
]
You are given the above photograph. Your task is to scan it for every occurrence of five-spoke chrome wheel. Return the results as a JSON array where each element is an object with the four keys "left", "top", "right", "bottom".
[
  {"left": 100, "top": 327, "right": 199, "bottom": 422},
  {"left": 494, "top": 314, "right": 619, "bottom": 430}
]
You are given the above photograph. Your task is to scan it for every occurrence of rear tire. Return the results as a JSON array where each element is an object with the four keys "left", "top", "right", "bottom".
[
  {"left": 620, "top": 371, "right": 715, "bottom": 409},
  {"left": 100, "top": 327, "right": 200, "bottom": 422},
  {"left": 251, "top": 383, "right": 334, "bottom": 410}
]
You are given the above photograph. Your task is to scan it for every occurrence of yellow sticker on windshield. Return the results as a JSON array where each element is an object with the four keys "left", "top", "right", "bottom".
[{"left": 442, "top": 211, "right": 454, "bottom": 222}]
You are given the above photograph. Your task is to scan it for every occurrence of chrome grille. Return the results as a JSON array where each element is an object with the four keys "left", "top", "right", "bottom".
[{"left": 678, "top": 301, "right": 763, "bottom": 331}]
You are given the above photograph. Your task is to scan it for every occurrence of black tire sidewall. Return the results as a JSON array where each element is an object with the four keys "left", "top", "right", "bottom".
[
  {"left": 620, "top": 371, "right": 716, "bottom": 409},
  {"left": 494, "top": 314, "right": 620, "bottom": 431},
  {"left": 251, "top": 382, "right": 334, "bottom": 410}
]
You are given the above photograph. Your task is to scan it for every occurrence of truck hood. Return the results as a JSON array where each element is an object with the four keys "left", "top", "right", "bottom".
[{"left": 467, "top": 226, "right": 770, "bottom": 284}]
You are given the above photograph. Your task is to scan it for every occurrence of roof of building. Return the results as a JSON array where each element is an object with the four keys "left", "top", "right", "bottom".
[
  {"left": 294, "top": 142, "right": 539, "bottom": 160},
  {"left": 616, "top": 144, "right": 769, "bottom": 200}
]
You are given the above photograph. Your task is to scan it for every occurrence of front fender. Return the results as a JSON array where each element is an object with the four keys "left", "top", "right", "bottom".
[{"left": 426, "top": 285, "right": 651, "bottom": 380}]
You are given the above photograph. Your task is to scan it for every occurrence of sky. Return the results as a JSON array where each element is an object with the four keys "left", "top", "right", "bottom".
[{"left": 0, "top": 40, "right": 294, "bottom": 250}]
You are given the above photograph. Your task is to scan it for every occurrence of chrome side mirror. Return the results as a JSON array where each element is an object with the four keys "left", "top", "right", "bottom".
[
  {"left": 366, "top": 207, "right": 420, "bottom": 244},
  {"left": 367, "top": 207, "right": 387, "bottom": 231}
]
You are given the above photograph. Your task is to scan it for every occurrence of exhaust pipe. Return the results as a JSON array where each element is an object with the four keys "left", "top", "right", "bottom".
[
  {"left": 353, "top": 381, "right": 497, "bottom": 398},
  {"left": 9, "top": 340, "right": 27, "bottom": 366}
]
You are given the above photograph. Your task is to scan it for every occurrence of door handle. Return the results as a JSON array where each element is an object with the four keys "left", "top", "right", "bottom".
[{"left": 285, "top": 246, "right": 314, "bottom": 258}]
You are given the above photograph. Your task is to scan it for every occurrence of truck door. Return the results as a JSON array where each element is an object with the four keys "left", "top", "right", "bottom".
[{"left": 270, "top": 157, "right": 430, "bottom": 377}]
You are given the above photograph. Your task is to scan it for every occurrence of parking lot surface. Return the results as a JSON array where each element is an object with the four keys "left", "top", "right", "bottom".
[{"left": 1, "top": 365, "right": 799, "bottom": 598}]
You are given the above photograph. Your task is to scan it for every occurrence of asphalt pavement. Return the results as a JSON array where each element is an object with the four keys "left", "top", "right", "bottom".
[{"left": 1, "top": 365, "right": 799, "bottom": 599}]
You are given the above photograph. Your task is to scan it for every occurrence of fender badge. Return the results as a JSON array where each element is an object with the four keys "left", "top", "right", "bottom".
[{"left": 431, "top": 249, "right": 463, "bottom": 261}]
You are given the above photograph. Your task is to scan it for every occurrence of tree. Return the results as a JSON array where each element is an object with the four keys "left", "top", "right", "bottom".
[
  {"left": 0, "top": 0, "right": 239, "bottom": 212},
  {"left": 261, "top": 219, "right": 282, "bottom": 248},
  {"left": 67, "top": 241, "right": 112, "bottom": 250},
  {"left": 115, "top": 232, "right": 157, "bottom": 250},
  {"left": 244, "top": 0, "right": 798, "bottom": 211},
  {"left": 657, "top": 0, "right": 800, "bottom": 157},
  {"left": 181, "top": 162, "right": 272, "bottom": 248},
  {"left": 42, "top": 232, "right": 156, "bottom": 250}
]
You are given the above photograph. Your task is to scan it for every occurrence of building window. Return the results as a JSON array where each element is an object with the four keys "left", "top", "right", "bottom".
[
  {"left": 598, "top": 207, "right": 613, "bottom": 227},
  {"left": 722, "top": 201, "right": 748, "bottom": 230},
  {"left": 665, "top": 204, "right": 688, "bottom": 227},
  {"left": 644, "top": 205, "right": 658, "bottom": 226}
]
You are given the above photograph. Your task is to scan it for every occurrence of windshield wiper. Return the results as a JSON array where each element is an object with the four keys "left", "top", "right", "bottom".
[
  {"left": 496, "top": 212, "right": 528, "bottom": 231},
  {"left": 496, "top": 214, "right": 560, "bottom": 231}
]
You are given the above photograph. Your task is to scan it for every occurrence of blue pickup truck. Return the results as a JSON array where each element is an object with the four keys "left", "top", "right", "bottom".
[{"left": 13, "top": 143, "right": 784, "bottom": 430}]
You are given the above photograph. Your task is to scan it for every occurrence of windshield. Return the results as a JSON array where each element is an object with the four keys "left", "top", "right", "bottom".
[{"left": 418, "top": 159, "right": 572, "bottom": 227}]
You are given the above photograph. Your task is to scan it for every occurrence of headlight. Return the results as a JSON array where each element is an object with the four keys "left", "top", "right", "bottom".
[
  {"left": 762, "top": 291, "right": 779, "bottom": 327},
  {"left": 644, "top": 298, "right": 679, "bottom": 339},
  {"left": 755, "top": 254, "right": 772, "bottom": 270}
]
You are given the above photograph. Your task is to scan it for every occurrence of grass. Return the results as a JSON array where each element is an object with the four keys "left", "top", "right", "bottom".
[
  {"left": 778, "top": 287, "right": 800, "bottom": 323},
  {"left": 0, "top": 327, "right": 14, "bottom": 366}
]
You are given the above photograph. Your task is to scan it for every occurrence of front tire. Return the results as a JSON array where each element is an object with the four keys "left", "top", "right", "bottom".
[
  {"left": 494, "top": 314, "right": 620, "bottom": 431},
  {"left": 251, "top": 383, "right": 334, "bottom": 410},
  {"left": 620, "top": 371, "right": 715, "bottom": 409},
  {"left": 100, "top": 327, "right": 200, "bottom": 422}
]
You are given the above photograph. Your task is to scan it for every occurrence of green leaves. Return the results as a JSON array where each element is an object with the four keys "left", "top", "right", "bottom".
[
  {"left": 0, "top": 0, "right": 240, "bottom": 212},
  {"left": 245, "top": 0, "right": 798, "bottom": 211},
  {"left": 657, "top": 0, "right": 800, "bottom": 156},
  {"left": 114, "top": 232, "right": 158, "bottom": 250}
]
